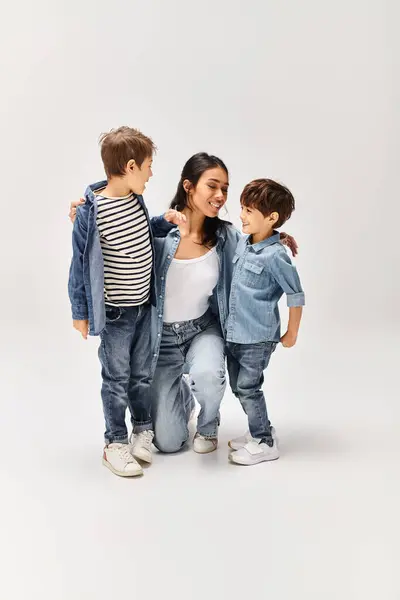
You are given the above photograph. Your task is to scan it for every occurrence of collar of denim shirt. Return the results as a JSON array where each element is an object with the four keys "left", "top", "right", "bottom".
[
  {"left": 236, "top": 231, "right": 280, "bottom": 255},
  {"left": 83, "top": 180, "right": 108, "bottom": 204}
]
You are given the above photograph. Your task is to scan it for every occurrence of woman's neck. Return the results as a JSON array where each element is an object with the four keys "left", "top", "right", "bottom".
[{"left": 181, "top": 207, "right": 206, "bottom": 238}]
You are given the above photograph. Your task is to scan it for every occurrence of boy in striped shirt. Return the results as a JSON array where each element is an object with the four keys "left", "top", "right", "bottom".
[{"left": 68, "top": 127, "right": 183, "bottom": 477}]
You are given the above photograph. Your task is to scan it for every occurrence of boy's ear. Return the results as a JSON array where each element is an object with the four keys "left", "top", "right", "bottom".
[
  {"left": 269, "top": 211, "right": 279, "bottom": 225},
  {"left": 127, "top": 159, "right": 136, "bottom": 172}
]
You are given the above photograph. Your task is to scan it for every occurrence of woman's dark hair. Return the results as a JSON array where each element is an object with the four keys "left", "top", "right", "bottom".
[{"left": 170, "top": 152, "right": 230, "bottom": 248}]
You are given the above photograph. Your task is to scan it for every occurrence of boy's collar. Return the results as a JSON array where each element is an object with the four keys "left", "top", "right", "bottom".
[
  {"left": 84, "top": 180, "right": 141, "bottom": 204},
  {"left": 244, "top": 231, "right": 281, "bottom": 252},
  {"left": 84, "top": 180, "right": 108, "bottom": 203}
]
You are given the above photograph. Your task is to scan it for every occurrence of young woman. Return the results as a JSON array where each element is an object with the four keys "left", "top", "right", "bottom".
[{"left": 69, "top": 153, "right": 297, "bottom": 455}]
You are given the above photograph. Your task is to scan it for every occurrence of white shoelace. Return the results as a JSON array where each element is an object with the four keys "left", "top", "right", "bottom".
[
  {"left": 116, "top": 444, "right": 136, "bottom": 463},
  {"left": 137, "top": 431, "right": 154, "bottom": 449}
]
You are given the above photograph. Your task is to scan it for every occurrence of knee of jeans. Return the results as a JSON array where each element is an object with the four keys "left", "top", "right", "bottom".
[
  {"left": 236, "top": 381, "right": 262, "bottom": 398},
  {"left": 153, "top": 433, "right": 188, "bottom": 454},
  {"left": 190, "top": 366, "right": 226, "bottom": 392}
]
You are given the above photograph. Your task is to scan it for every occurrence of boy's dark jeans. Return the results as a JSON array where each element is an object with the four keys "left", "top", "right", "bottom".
[
  {"left": 99, "top": 304, "right": 153, "bottom": 444},
  {"left": 226, "top": 341, "right": 277, "bottom": 443}
]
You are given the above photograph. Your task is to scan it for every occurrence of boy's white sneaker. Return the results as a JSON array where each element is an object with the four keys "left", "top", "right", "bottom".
[
  {"left": 229, "top": 439, "right": 280, "bottom": 466},
  {"left": 193, "top": 433, "right": 218, "bottom": 454},
  {"left": 228, "top": 427, "right": 278, "bottom": 451},
  {"left": 130, "top": 430, "right": 154, "bottom": 464},
  {"left": 102, "top": 443, "right": 143, "bottom": 477}
]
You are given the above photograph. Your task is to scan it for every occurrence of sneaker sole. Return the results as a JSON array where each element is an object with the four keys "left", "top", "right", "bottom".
[
  {"left": 228, "top": 453, "right": 280, "bottom": 466},
  {"left": 132, "top": 449, "right": 153, "bottom": 464},
  {"left": 102, "top": 458, "right": 143, "bottom": 477},
  {"left": 193, "top": 443, "right": 218, "bottom": 454}
]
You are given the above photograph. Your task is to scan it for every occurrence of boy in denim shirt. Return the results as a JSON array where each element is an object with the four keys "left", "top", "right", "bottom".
[
  {"left": 68, "top": 127, "right": 182, "bottom": 478},
  {"left": 225, "top": 179, "right": 305, "bottom": 466}
]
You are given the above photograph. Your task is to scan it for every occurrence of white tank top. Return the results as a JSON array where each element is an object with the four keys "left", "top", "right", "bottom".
[{"left": 163, "top": 247, "right": 219, "bottom": 323}]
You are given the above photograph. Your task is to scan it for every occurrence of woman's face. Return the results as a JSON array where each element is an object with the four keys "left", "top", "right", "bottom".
[{"left": 185, "top": 167, "right": 229, "bottom": 218}]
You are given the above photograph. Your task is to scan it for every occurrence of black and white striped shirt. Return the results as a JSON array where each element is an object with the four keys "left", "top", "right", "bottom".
[{"left": 96, "top": 192, "right": 153, "bottom": 307}]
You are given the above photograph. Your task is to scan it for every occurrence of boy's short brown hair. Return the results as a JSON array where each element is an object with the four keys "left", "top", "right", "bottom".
[
  {"left": 240, "top": 179, "right": 295, "bottom": 228},
  {"left": 99, "top": 126, "right": 156, "bottom": 178}
]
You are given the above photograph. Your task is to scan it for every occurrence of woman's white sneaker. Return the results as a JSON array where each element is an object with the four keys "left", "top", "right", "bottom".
[
  {"left": 130, "top": 430, "right": 154, "bottom": 464},
  {"left": 228, "top": 427, "right": 278, "bottom": 450},
  {"left": 229, "top": 439, "right": 279, "bottom": 465},
  {"left": 102, "top": 443, "right": 143, "bottom": 477},
  {"left": 193, "top": 433, "right": 218, "bottom": 454}
]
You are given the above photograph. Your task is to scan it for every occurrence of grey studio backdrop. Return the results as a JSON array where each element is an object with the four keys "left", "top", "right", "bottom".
[{"left": 0, "top": 1, "right": 399, "bottom": 600}]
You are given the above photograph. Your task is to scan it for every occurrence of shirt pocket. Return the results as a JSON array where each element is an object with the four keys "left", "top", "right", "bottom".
[{"left": 243, "top": 260, "right": 265, "bottom": 287}]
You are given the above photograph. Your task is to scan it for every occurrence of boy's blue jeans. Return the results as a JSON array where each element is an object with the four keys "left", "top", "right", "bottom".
[
  {"left": 98, "top": 304, "right": 153, "bottom": 445},
  {"left": 226, "top": 341, "right": 277, "bottom": 443}
]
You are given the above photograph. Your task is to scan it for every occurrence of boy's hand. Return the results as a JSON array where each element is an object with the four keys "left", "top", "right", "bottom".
[
  {"left": 73, "top": 319, "right": 89, "bottom": 340},
  {"left": 280, "top": 232, "right": 298, "bottom": 257},
  {"left": 281, "top": 330, "right": 297, "bottom": 348},
  {"left": 69, "top": 198, "right": 85, "bottom": 224},
  {"left": 163, "top": 209, "right": 187, "bottom": 226}
]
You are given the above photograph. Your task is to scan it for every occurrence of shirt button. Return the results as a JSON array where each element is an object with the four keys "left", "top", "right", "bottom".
[
  {"left": 167, "top": 255, "right": 171, "bottom": 259},
  {"left": 159, "top": 314, "right": 162, "bottom": 318},
  {"left": 161, "top": 276, "right": 164, "bottom": 280},
  {"left": 157, "top": 333, "right": 161, "bottom": 337},
  {"left": 153, "top": 353, "right": 157, "bottom": 357}
]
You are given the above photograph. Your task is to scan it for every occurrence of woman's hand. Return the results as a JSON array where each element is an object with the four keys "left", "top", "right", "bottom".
[
  {"left": 280, "top": 232, "right": 298, "bottom": 257},
  {"left": 69, "top": 198, "right": 85, "bottom": 224}
]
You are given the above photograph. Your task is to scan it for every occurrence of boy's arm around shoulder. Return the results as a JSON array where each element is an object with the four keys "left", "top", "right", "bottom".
[
  {"left": 150, "top": 210, "right": 186, "bottom": 238},
  {"left": 150, "top": 215, "right": 175, "bottom": 237},
  {"left": 68, "top": 203, "right": 89, "bottom": 320}
]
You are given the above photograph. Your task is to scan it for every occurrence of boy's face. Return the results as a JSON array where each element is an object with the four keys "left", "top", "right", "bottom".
[
  {"left": 240, "top": 204, "right": 277, "bottom": 236},
  {"left": 126, "top": 156, "right": 153, "bottom": 195}
]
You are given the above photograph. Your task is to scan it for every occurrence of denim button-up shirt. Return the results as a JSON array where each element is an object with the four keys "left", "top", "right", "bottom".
[
  {"left": 68, "top": 180, "right": 173, "bottom": 336},
  {"left": 150, "top": 223, "right": 241, "bottom": 373},
  {"left": 225, "top": 232, "right": 305, "bottom": 344}
]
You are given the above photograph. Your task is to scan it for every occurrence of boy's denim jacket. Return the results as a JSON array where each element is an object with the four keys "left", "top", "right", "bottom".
[
  {"left": 225, "top": 232, "right": 305, "bottom": 344},
  {"left": 68, "top": 180, "right": 172, "bottom": 336}
]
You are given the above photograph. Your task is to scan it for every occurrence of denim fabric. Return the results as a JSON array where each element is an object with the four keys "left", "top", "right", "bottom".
[
  {"left": 151, "top": 310, "right": 226, "bottom": 453},
  {"left": 99, "top": 304, "right": 153, "bottom": 444},
  {"left": 226, "top": 341, "right": 277, "bottom": 443},
  {"left": 68, "top": 180, "right": 174, "bottom": 336},
  {"left": 149, "top": 224, "right": 241, "bottom": 375},
  {"left": 225, "top": 232, "right": 305, "bottom": 343}
]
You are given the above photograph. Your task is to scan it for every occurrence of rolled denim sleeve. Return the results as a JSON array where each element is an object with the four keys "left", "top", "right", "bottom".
[
  {"left": 269, "top": 249, "right": 305, "bottom": 307},
  {"left": 68, "top": 208, "right": 89, "bottom": 320}
]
